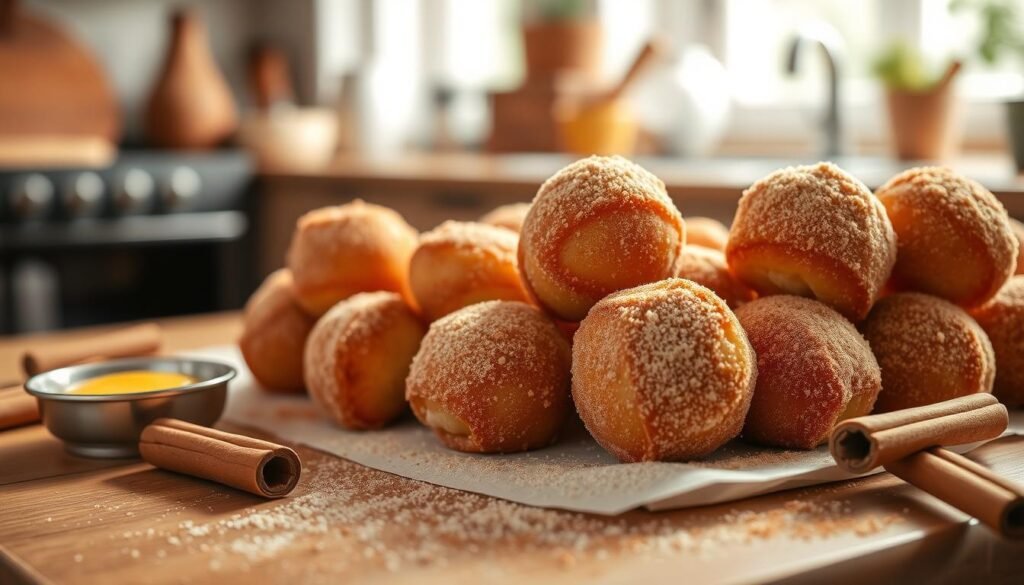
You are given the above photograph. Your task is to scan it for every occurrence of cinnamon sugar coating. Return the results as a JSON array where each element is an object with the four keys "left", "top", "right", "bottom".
[
  {"left": 518, "top": 156, "right": 685, "bottom": 321},
  {"left": 572, "top": 278, "right": 757, "bottom": 462},
  {"left": 406, "top": 301, "right": 572, "bottom": 453},
  {"left": 674, "top": 247, "right": 757, "bottom": 309},
  {"left": 726, "top": 162, "right": 896, "bottom": 321},
  {"left": 875, "top": 167, "right": 1018, "bottom": 308},
  {"left": 479, "top": 202, "right": 531, "bottom": 233},
  {"left": 408, "top": 221, "right": 529, "bottom": 322},
  {"left": 305, "top": 292, "right": 426, "bottom": 430},
  {"left": 863, "top": 292, "right": 994, "bottom": 412},
  {"left": 735, "top": 296, "right": 881, "bottom": 449},
  {"left": 970, "top": 276, "right": 1024, "bottom": 407},
  {"left": 239, "top": 269, "right": 316, "bottom": 393},
  {"left": 287, "top": 200, "right": 419, "bottom": 317}
]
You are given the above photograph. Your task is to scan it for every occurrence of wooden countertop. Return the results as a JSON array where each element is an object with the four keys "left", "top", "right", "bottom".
[
  {"left": 261, "top": 152, "right": 1024, "bottom": 211},
  {"left": 2, "top": 313, "right": 1024, "bottom": 584}
]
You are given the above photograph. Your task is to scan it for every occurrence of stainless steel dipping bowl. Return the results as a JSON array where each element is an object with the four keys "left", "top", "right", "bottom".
[{"left": 24, "top": 357, "right": 236, "bottom": 458}]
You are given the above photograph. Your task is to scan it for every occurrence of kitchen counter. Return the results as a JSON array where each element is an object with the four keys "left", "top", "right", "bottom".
[
  {"left": 255, "top": 152, "right": 1024, "bottom": 276},
  {"left": 2, "top": 313, "right": 1024, "bottom": 584}
]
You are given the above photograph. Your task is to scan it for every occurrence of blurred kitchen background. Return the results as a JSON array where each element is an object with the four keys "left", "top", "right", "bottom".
[{"left": 2, "top": 0, "right": 1024, "bottom": 333}]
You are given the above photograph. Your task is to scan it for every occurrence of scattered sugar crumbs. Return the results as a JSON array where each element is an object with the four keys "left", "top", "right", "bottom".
[{"left": 105, "top": 457, "right": 903, "bottom": 578}]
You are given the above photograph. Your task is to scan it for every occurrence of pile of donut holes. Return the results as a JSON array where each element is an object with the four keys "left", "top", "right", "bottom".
[{"left": 239, "top": 156, "right": 1023, "bottom": 462}]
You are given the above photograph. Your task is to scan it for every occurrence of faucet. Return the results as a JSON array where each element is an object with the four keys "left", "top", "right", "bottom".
[{"left": 786, "top": 22, "right": 845, "bottom": 158}]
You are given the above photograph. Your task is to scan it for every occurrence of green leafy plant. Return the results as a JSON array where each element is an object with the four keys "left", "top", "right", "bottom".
[
  {"left": 951, "top": 0, "right": 1024, "bottom": 64},
  {"left": 536, "top": 0, "right": 588, "bottom": 22},
  {"left": 872, "top": 41, "right": 942, "bottom": 91}
]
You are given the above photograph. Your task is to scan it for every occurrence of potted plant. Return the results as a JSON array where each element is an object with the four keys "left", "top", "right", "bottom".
[
  {"left": 521, "top": 0, "right": 602, "bottom": 82},
  {"left": 873, "top": 42, "right": 961, "bottom": 160},
  {"left": 950, "top": 0, "right": 1024, "bottom": 170}
]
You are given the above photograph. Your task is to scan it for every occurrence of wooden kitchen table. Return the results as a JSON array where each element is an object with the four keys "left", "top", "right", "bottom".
[{"left": 1, "top": 313, "right": 1023, "bottom": 584}]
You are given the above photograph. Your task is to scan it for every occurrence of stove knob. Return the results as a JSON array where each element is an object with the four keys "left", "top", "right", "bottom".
[
  {"left": 115, "top": 168, "right": 155, "bottom": 214},
  {"left": 64, "top": 172, "right": 105, "bottom": 217},
  {"left": 9, "top": 173, "right": 54, "bottom": 220},
  {"left": 163, "top": 166, "right": 201, "bottom": 210}
]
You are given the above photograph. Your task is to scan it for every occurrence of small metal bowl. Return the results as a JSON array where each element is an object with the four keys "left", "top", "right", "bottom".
[{"left": 24, "top": 357, "right": 235, "bottom": 458}]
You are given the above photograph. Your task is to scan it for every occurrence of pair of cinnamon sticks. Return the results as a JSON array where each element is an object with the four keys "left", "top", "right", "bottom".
[
  {"left": 5, "top": 323, "right": 301, "bottom": 498},
  {"left": 830, "top": 394, "right": 1023, "bottom": 539}
]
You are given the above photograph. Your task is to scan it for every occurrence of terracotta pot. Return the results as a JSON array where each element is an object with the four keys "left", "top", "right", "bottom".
[
  {"left": 522, "top": 20, "right": 602, "bottom": 81},
  {"left": 144, "top": 9, "right": 238, "bottom": 149},
  {"left": 885, "top": 74, "right": 960, "bottom": 161}
]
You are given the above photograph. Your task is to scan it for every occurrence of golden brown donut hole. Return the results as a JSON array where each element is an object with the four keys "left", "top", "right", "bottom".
[
  {"left": 572, "top": 278, "right": 757, "bottom": 462},
  {"left": 239, "top": 269, "right": 316, "bottom": 393},
  {"left": 674, "top": 246, "right": 756, "bottom": 309},
  {"left": 406, "top": 301, "right": 571, "bottom": 453},
  {"left": 863, "top": 292, "right": 994, "bottom": 412},
  {"left": 518, "top": 156, "right": 685, "bottom": 322},
  {"left": 875, "top": 167, "right": 1018, "bottom": 308},
  {"left": 684, "top": 216, "right": 730, "bottom": 251},
  {"left": 408, "top": 221, "right": 529, "bottom": 322},
  {"left": 304, "top": 292, "right": 426, "bottom": 429},
  {"left": 287, "top": 200, "right": 418, "bottom": 317},
  {"left": 970, "top": 277, "right": 1024, "bottom": 407},
  {"left": 726, "top": 162, "right": 896, "bottom": 321},
  {"left": 479, "top": 202, "right": 531, "bottom": 233},
  {"left": 735, "top": 295, "right": 881, "bottom": 449}
]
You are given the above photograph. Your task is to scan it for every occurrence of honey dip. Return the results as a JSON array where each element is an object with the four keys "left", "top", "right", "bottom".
[{"left": 68, "top": 370, "right": 196, "bottom": 395}]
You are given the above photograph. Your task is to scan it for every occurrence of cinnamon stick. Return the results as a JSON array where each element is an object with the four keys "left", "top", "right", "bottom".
[
  {"left": 830, "top": 394, "right": 1008, "bottom": 474},
  {"left": 886, "top": 447, "right": 1024, "bottom": 539},
  {"left": 139, "top": 418, "right": 301, "bottom": 498},
  {"left": 0, "top": 384, "right": 39, "bottom": 430},
  {"left": 21, "top": 323, "right": 162, "bottom": 376}
]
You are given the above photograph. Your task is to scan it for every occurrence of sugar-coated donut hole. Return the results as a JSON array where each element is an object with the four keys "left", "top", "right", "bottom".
[
  {"left": 479, "top": 202, "right": 531, "bottom": 233},
  {"left": 287, "top": 201, "right": 419, "bottom": 317},
  {"left": 726, "top": 163, "right": 896, "bottom": 323},
  {"left": 239, "top": 269, "right": 315, "bottom": 393},
  {"left": 571, "top": 278, "right": 757, "bottom": 462},
  {"left": 518, "top": 156, "right": 685, "bottom": 322},
  {"left": 405, "top": 301, "right": 572, "bottom": 453},
  {"left": 684, "top": 216, "right": 730, "bottom": 251},
  {"left": 875, "top": 167, "right": 1017, "bottom": 309},
  {"left": 862, "top": 293, "right": 994, "bottom": 413},
  {"left": 735, "top": 295, "right": 881, "bottom": 449},
  {"left": 970, "top": 276, "right": 1024, "bottom": 407},
  {"left": 408, "top": 221, "right": 528, "bottom": 322},
  {"left": 304, "top": 292, "right": 426, "bottom": 430},
  {"left": 674, "top": 247, "right": 756, "bottom": 309}
]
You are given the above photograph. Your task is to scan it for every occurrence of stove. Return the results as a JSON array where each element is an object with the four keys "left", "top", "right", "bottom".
[{"left": 0, "top": 149, "right": 255, "bottom": 333}]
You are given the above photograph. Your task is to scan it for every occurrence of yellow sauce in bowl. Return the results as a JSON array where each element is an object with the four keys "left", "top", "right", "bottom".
[{"left": 68, "top": 371, "right": 196, "bottom": 395}]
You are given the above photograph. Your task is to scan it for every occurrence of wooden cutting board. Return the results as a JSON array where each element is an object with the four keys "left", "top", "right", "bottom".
[{"left": 0, "top": 0, "right": 120, "bottom": 141}]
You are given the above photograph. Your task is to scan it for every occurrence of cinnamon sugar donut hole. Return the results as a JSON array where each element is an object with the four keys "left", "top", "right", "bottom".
[
  {"left": 305, "top": 292, "right": 426, "bottom": 429},
  {"left": 572, "top": 278, "right": 757, "bottom": 462},
  {"left": 518, "top": 156, "right": 685, "bottom": 321},
  {"left": 287, "top": 200, "right": 418, "bottom": 316},
  {"left": 479, "top": 202, "right": 531, "bottom": 233},
  {"left": 1010, "top": 217, "right": 1024, "bottom": 275},
  {"left": 735, "top": 296, "right": 881, "bottom": 449},
  {"left": 971, "top": 277, "right": 1024, "bottom": 407},
  {"left": 675, "top": 247, "right": 756, "bottom": 309},
  {"left": 726, "top": 162, "right": 896, "bottom": 321},
  {"left": 862, "top": 293, "right": 994, "bottom": 413},
  {"left": 875, "top": 167, "right": 1018, "bottom": 308},
  {"left": 239, "top": 269, "right": 316, "bottom": 393},
  {"left": 685, "top": 216, "right": 730, "bottom": 251},
  {"left": 408, "top": 221, "right": 529, "bottom": 322},
  {"left": 406, "top": 301, "right": 571, "bottom": 453}
]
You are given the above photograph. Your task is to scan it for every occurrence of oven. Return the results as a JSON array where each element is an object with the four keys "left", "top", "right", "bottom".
[{"left": 0, "top": 149, "right": 255, "bottom": 333}]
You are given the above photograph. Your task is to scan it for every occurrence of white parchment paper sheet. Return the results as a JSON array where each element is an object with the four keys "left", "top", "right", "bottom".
[{"left": 190, "top": 345, "right": 1024, "bottom": 515}]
